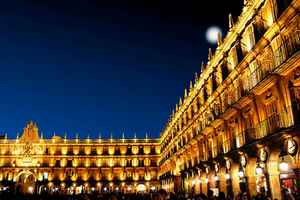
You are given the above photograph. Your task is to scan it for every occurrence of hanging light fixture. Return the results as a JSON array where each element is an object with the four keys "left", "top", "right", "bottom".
[
  {"left": 238, "top": 165, "right": 244, "bottom": 178},
  {"left": 256, "top": 164, "right": 263, "bottom": 175},
  {"left": 279, "top": 150, "right": 288, "bottom": 171},
  {"left": 280, "top": 157, "right": 288, "bottom": 171},
  {"left": 205, "top": 177, "right": 209, "bottom": 183},
  {"left": 225, "top": 168, "right": 230, "bottom": 179},
  {"left": 214, "top": 175, "right": 218, "bottom": 181},
  {"left": 255, "top": 158, "right": 263, "bottom": 175},
  {"left": 225, "top": 173, "right": 230, "bottom": 180},
  {"left": 198, "top": 178, "right": 201, "bottom": 184}
]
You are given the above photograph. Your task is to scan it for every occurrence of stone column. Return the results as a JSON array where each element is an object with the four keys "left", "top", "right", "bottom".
[
  {"left": 267, "top": 171, "right": 281, "bottom": 200},
  {"left": 246, "top": 175, "right": 257, "bottom": 198},
  {"left": 231, "top": 175, "right": 240, "bottom": 198}
]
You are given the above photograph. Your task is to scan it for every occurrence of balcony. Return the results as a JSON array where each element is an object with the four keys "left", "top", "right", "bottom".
[{"left": 232, "top": 104, "right": 298, "bottom": 150}]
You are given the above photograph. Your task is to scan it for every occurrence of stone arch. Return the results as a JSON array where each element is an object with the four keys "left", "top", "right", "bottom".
[
  {"left": 15, "top": 170, "right": 37, "bottom": 182},
  {"left": 266, "top": 145, "right": 299, "bottom": 200},
  {"left": 16, "top": 185, "right": 22, "bottom": 194},
  {"left": 39, "top": 185, "right": 49, "bottom": 194}
]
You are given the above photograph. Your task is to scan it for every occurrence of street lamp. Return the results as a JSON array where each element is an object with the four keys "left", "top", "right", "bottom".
[
  {"left": 214, "top": 175, "right": 218, "bottom": 181},
  {"left": 255, "top": 164, "right": 263, "bottom": 175},
  {"left": 255, "top": 158, "right": 263, "bottom": 175},
  {"left": 279, "top": 150, "right": 289, "bottom": 171},
  {"left": 225, "top": 173, "right": 230, "bottom": 180},
  {"left": 205, "top": 177, "right": 209, "bottom": 183},
  {"left": 238, "top": 165, "right": 244, "bottom": 178}
]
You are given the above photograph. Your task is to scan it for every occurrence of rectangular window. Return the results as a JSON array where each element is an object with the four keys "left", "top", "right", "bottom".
[
  {"left": 43, "top": 172, "right": 48, "bottom": 181},
  {"left": 55, "top": 160, "right": 60, "bottom": 167}
]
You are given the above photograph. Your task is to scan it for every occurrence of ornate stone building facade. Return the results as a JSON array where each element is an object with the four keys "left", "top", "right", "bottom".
[
  {"left": 1, "top": 0, "right": 300, "bottom": 198},
  {"left": 159, "top": 0, "right": 300, "bottom": 199},
  {"left": 0, "top": 120, "right": 160, "bottom": 194}
]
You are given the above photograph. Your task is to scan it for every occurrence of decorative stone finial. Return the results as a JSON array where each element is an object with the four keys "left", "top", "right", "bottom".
[
  {"left": 229, "top": 13, "right": 234, "bottom": 29},
  {"left": 217, "top": 33, "right": 223, "bottom": 46},
  {"left": 208, "top": 48, "right": 213, "bottom": 61},
  {"left": 201, "top": 62, "right": 205, "bottom": 74}
]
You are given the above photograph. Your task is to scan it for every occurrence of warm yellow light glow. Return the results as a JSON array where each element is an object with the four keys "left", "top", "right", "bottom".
[
  {"left": 85, "top": 148, "right": 91, "bottom": 155},
  {"left": 61, "top": 148, "right": 67, "bottom": 155},
  {"left": 109, "top": 159, "right": 113, "bottom": 167},
  {"left": 73, "top": 148, "right": 79, "bottom": 155},
  {"left": 108, "top": 147, "right": 115, "bottom": 155}
]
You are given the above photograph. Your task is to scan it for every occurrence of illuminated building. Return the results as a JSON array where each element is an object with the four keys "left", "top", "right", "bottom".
[
  {"left": 1, "top": 0, "right": 300, "bottom": 198},
  {"left": 0, "top": 120, "right": 160, "bottom": 194},
  {"left": 159, "top": 0, "right": 300, "bottom": 199}
]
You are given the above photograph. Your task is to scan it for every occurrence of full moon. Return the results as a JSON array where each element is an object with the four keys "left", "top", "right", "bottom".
[{"left": 206, "top": 26, "right": 223, "bottom": 44}]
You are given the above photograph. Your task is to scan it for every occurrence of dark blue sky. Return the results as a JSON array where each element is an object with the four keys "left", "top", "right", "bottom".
[{"left": 0, "top": 0, "right": 244, "bottom": 139}]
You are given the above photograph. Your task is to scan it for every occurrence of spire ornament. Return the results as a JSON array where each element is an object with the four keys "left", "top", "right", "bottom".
[
  {"left": 208, "top": 48, "right": 213, "bottom": 61},
  {"left": 229, "top": 13, "right": 234, "bottom": 29},
  {"left": 201, "top": 62, "right": 205, "bottom": 74},
  {"left": 217, "top": 33, "right": 223, "bottom": 46}
]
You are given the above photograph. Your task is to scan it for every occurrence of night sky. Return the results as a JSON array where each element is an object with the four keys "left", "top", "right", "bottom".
[{"left": 0, "top": 0, "right": 244, "bottom": 139}]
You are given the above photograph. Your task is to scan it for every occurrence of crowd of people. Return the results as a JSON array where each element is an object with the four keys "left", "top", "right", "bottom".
[{"left": 0, "top": 187, "right": 298, "bottom": 200}]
